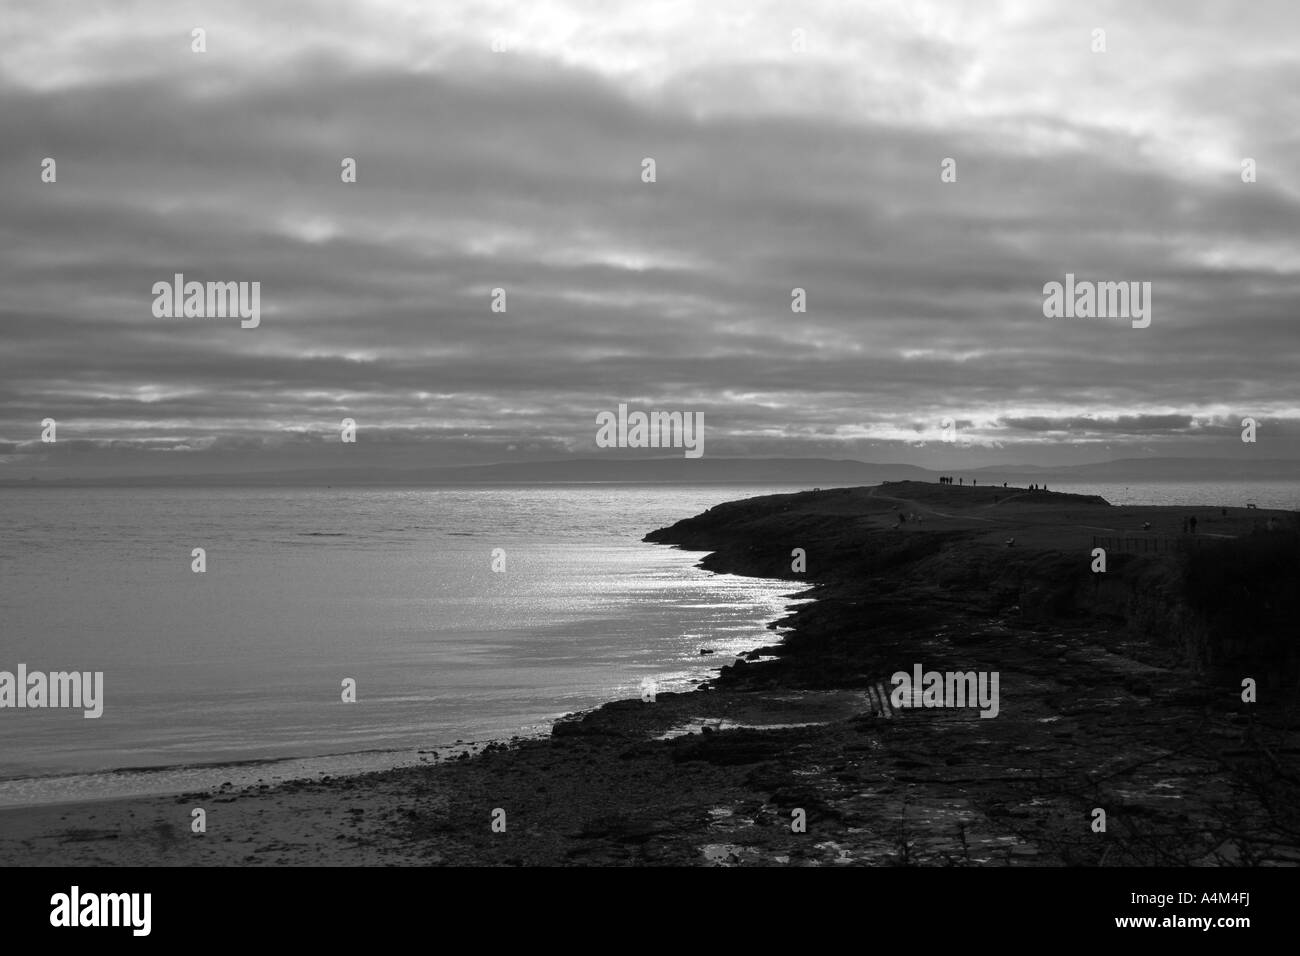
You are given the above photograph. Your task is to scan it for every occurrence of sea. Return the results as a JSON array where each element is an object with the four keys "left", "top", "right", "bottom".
[{"left": 0, "top": 480, "right": 1295, "bottom": 808}]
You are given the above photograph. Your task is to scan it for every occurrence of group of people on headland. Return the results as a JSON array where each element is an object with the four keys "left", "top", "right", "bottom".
[{"left": 938, "top": 476, "right": 1016, "bottom": 489}]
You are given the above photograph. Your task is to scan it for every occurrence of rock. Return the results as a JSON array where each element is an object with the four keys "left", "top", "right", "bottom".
[{"left": 670, "top": 728, "right": 791, "bottom": 765}]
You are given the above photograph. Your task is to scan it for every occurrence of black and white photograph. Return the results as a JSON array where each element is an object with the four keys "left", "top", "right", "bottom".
[{"left": 0, "top": 0, "right": 1293, "bottom": 936}]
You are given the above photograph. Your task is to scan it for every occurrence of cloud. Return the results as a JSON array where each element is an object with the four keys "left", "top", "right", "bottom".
[{"left": 3, "top": 0, "right": 1299, "bottom": 477}]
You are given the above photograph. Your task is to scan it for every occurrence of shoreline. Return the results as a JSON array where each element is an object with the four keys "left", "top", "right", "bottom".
[
  {"left": 0, "top": 582, "right": 804, "bottom": 813},
  {"left": 0, "top": 740, "right": 514, "bottom": 812},
  {"left": 3, "top": 481, "right": 1297, "bottom": 866}
]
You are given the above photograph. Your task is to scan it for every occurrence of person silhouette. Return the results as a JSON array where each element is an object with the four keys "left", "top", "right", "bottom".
[{"left": 1189, "top": 515, "right": 1198, "bottom": 534}]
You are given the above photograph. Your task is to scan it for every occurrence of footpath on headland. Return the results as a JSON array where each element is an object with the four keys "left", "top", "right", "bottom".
[{"left": 1, "top": 482, "right": 1296, "bottom": 866}]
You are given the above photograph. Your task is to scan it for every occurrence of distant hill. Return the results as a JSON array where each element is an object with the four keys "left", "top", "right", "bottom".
[
  {"left": 3, "top": 455, "right": 1297, "bottom": 487},
  {"left": 416, "top": 458, "right": 934, "bottom": 484},
  {"left": 0, "top": 458, "right": 932, "bottom": 487},
  {"left": 970, "top": 457, "right": 1300, "bottom": 482}
]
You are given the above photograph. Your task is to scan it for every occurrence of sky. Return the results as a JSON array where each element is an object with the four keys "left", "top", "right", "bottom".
[{"left": 2, "top": 0, "right": 1298, "bottom": 479}]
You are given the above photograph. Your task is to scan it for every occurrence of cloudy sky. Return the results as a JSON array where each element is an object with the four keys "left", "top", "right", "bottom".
[{"left": 3, "top": 0, "right": 1298, "bottom": 479}]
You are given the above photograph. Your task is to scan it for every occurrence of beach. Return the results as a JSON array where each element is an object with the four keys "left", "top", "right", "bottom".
[{"left": 3, "top": 482, "right": 1297, "bottom": 866}]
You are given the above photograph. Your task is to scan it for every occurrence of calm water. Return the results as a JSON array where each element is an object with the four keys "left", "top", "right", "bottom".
[
  {"left": 1048, "top": 481, "right": 1299, "bottom": 510},
  {"left": 0, "top": 485, "right": 813, "bottom": 807},
  {"left": 0, "top": 480, "right": 1293, "bottom": 808}
]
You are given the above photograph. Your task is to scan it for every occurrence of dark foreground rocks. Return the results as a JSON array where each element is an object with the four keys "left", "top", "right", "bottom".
[{"left": 379, "top": 483, "right": 1299, "bottom": 865}]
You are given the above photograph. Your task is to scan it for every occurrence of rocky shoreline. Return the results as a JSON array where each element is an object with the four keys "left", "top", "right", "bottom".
[{"left": 3, "top": 481, "right": 1297, "bottom": 866}]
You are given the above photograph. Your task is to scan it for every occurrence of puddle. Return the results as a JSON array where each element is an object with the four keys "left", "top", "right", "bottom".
[{"left": 657, "top": 719, "right": 828, "bottom": 740}]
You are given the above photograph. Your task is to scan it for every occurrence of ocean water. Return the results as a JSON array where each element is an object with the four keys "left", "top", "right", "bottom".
[
  {"left": 0, "top": 479, "right": 1294, "bottom": 808},
  {"left": 0, "top": 485, "right": 814, "bottom": 807},
  {"left": 1045, "top": 481, "right": 1299, "bottom": 511}
]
